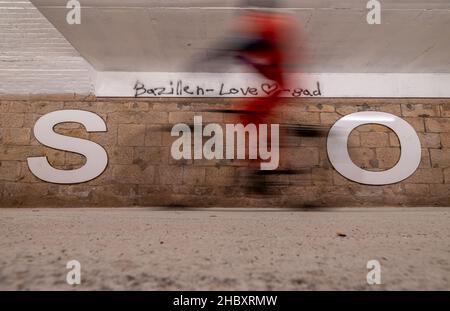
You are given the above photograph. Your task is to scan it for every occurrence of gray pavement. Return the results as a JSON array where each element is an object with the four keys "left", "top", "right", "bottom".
[{"left": 0, "top": 207, "right": 449, "bottom": 290}]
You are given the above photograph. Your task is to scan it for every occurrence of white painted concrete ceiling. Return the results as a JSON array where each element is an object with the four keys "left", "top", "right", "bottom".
[{"left": 30, "top": 0, "right": 450, "bottom": 74}]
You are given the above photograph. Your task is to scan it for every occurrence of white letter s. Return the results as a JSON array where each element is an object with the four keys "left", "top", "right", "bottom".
[{"left": 28, "top": 110, "right": 108, "bottom": 184}]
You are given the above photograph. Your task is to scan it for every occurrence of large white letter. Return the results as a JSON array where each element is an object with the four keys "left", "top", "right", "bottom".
[
  {"left": 327, "top": 112, "right": 421, "bottom": 185},
  {"left": 171, "top": 123, "right": 192, "bottom": 160},
  {"left": 66, "top": 0, "right": 81, "bottom": 25},
  {"left": 366, "top": 259, "right": 381, "bottom": 285},
  {"left": 194, "top": 116, "right": 203, "bottom": 160},
  {"left": 366, "top": 0, "right": 381, "bottom": 25},
  {"left": 66, "top": 260, "right": 81, "bottom": 285},
  {"left": 259, "top": 124, "right": 280, "bottom": 171},
  {"left": 28, "top": 110, "right": 108, "bottom": 184},
  {"left": 203, "top": 123, "right": 224, "bottom": 160},
  {"left": 225, "top": 123, "right": 258, "bottom": 160}
]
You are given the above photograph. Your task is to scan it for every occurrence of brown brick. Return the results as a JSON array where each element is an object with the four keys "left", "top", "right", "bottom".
[
  {"left": 58, "top": 185, "right": 95, "bottom": 198},
  {"left": 381, "top": 184, "right": 406, "bottom": 205},
  {"left": 439, "top": 104, "right": 450, "bottom": 117},
  {"left": 373, "top": 104, "right": 401, "bottom": 116},
  {"left": 320, "top": 112, "right": 341, "bottom": 125},
  {"left": 404, "top": 184, "right": 430, "bottom": 196},
  {"left": 360, "top": 132, "right": 389, "bottom": 147},
  {"left": 429, "top": 184, "right": 450, "bottom": 204},
  {"left": 281, "top": 147, "right": 319, "bottom": 169},
  {"left": 0, "top": 102, "right": 9, "bottom": 113},
  {"left": 418, "top": 133, "right": 441, "bottom": 148},
  {"left": 23, "top": 113, "right": 41, "bottom": 128},
  {"left": 165, "top": 146, "right": 187, "bottom": 165},
  {"left": 289, "top": 170, "right": 312, "bottom": 186},
  {"left": 441, "top": 133, "right": 450, "bottom": 147},
  {"left": 321, "top": 185, "right": 363, "bottom": 206},
  {"left": 109, "top": 147, "right": 134, "bottom": 165},
  {"left": 168, "top": 111, "right": 195, "bottom": 124},
  {"left": 419, "top": 149, "right": 431, "bottom": 168},
  {"left": 281, "top": 103, "right": 308, "bottom": 113},
  {"left": 133, "top": 147, "right": 164, "bottom": 166},
  {"left": 205, "top": 167, "right": 235, "bottom": 186},
  {"left": 31, "top": 101, "right": 64, "bottom": 114},
  {"left": 2, "top": 182, "right": 50, "bottom": 205},
  {"left": 376, "top": 148, "right": 400, "bottom": 169},
  {"left": 2, "top": 97, "right": 450, "bottom": 208},
  {"left": 332, "top": 171, "right": 353, "bottom": 186},
  {"left": 300, "top": 136, "right": 326, "bottom": 147},
  {"left": 110, "top": 111, "right": 168, "bottom": 124},
  {"left": 343, "top": 103, "right": 401, "bottom": 116},
  {"left": 63, "top": 101, "right": 95, "bottom": 111},
  {"left": 44, "top": 147, "right": 66, "bottom": 167},
  {"left": 264, "top": 172, "right": 290, "bottom": 186},
  {"left": 0, "top": 113, "right": 24, "bottom": 128},
  {"left": 162, "top": 128, "right": 177, "bottom": 147},
  {"left": 281, "top": 185, "right": 318, "bottom": 198},
  {"left": 158, "top": 166, "right": 184, "bottom": 185},
  {"left": 444, "top": 168, "right": 450, "bottom": 184},
  {"left": 118, "top": 124, "right": 145, "bottom": 146},
  {"left": 223, "top": 113, "right": 240, "bottom": 124},
  {"left": 2, "top": 128, "right": 30, "bottom": 145},
  {"left": 429, "top": 149, "right": 450, "bottom": 168},
  {"left": 347, "top": 132, "right": 360, "bottom": 147},
  {"left": 145, "top": 125, "right": 163, "bottom": 146},
  {"left": 85, "top": 168, "right": 114, "bottom": 186},
  {"left": 183, "top": 167, "right": 206, "bottom": 185},
  {"left": 153, "top": 102, "right": 188, "bottom": 111},
  {"left": 282, "top": 111, "right": 320, "bottom": 124},
  {"left": 0, "top": 145, "right": 43, "bottom": 161},
  {"left": 7, "top": 101, "right": 31, "bottom": 113},
  {"left": 406, "top": 168, "right": 444, "bottom": 184},
  {"left": 93, "top": 101, "right": 120, "bottom": 113},
  {"left": 112, "top": 164, "right": 155, "bottom": 184},
  {"left": 401, "top": 103, "right": 439, "bottom": 117},
  {"left": 90, "top": 129, "right": 116, "bottom": 147},
  {"left": 348, "top": 147, "right": 376, "bottom": 170},
  {"left": 65, "top": 153, "right": 86, "bottom": 167},
  {"left": 349, "top": 184, "right": 384, "bottom": 199},
  {"left": 54, "top": 122, "right": 85, "bottom": 130},
  {"left": 119, "top": 101, "right": 150, "bottom": 111},
  {"left": 0, "top": 161, "right": 22, "bottom": 181},
  {"left": 318, "top": 148, "right": 332, "bottom": 169},
  {"left": 55, "top": 127, "right": 89, "bottom": 140},
  {"left": 357, "top": 124, "right": 390, "bottom": 132},
  {"left": 201, "top": 112, "right": 223, "bottom": 123},
  {"left": 336, "top": 105, "right": 358, "bottom": 116},
  {"left": 425, "top": 118, "right": 450, "bottom": 133},
  {"left": 141, "top": 111, "right": 169, "bottom": 124},
  {"left": 389, "top": 133, "right": 400, "bottom": 147},
  {"left": 307, "top": 103, "right": 335, "bottom": 113},
  {"left": 312, "top": 168, "right": 333, "bottom": 185},
  {"left": 404, "top": 117, "right": 425, "bottom": 132}
]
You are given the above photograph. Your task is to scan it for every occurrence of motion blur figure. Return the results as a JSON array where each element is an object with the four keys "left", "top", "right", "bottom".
[
  {"left": 191, "top": 0, "right": 304, "bottom": 193},
  {"left": 197, "top": 0, "right": 302, "bottom": 124},
  {"left": 228, "top": 0, "right": 303, "bottom": 192},
  {"left": 230, "top": 0, "right": 301, "bottom": 126}
]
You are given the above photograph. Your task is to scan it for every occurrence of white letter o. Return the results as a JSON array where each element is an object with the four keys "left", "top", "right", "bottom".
[{"left": 327, "top": 112, "right": 421, "bottom": 185}]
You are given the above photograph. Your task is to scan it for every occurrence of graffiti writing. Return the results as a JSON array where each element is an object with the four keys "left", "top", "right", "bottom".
[{"left": 134, "top": 80, "right": 322, "bottom": 98}]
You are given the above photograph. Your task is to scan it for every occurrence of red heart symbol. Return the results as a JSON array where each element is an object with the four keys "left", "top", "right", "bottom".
[{"left": 261, "top": 83, "right": 279, "bottom": 95}]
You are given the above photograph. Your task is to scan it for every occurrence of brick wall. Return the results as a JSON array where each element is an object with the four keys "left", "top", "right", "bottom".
[{"left": 1, "top": 97, "right": 449, "bottom": 207}]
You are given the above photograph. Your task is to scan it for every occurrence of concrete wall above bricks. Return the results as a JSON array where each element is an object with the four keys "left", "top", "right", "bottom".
[
  {"left": 1, "top": 97, "right": 450, "bottom": 207},
  {"left": 0, "top": 0, "right": 93, "bottom": 96}
]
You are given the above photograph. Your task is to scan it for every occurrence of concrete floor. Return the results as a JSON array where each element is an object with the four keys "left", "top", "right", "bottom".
[{"left": 0, "top": 207, "right": 449, "bottom": 291}]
